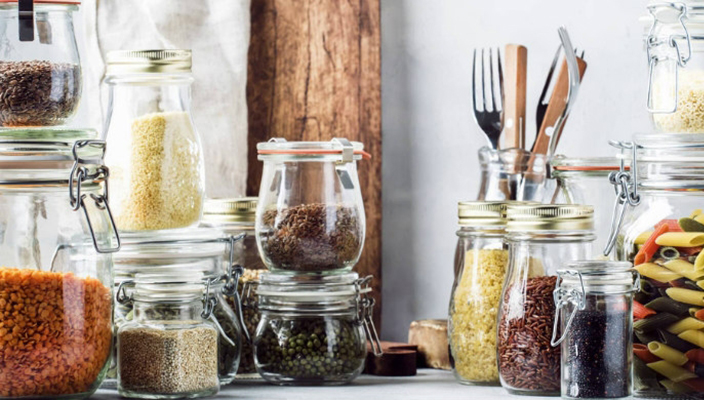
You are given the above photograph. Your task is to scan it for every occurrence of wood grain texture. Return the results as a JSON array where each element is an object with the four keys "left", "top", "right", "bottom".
[{"left": 246, "top": 0, "right": 382, "bottom": 330}]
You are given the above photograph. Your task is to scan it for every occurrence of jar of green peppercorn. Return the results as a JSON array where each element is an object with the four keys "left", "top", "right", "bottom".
[{"left": 253, "top": 272, "right": 382, "bottom": 385}]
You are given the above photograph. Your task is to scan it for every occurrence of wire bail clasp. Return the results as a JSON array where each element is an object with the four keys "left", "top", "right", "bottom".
[
  {"left": 551, "top": 270, "right": 586, "bottom": 347},
  {"left": 603, "top": 141, "right": 640, "bottom": 257},
  {"left": 355, "top": 276, "right": 383, "bottom": 356}
]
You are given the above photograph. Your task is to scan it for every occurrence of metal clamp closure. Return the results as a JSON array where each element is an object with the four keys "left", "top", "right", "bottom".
[
  {"left": 69, "top": 140, "right": 120, "bottom": 254},
  {"left": 355, "top": 276, "right": 383, "bottom": 356},
  {"left": 551, "top": 270, "right": 586, "bottom": 347},
  {"left": 222, "top": 263, "right": 252, "bottom": 344},
  {"left": 603, "top": 141, "right": 641, "bottom": 257}
]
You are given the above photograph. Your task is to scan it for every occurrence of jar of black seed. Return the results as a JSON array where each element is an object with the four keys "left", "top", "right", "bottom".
[
  {"left": 253, "top": 272, "right": 382, "bottom": 385},
  {"left": 551, "top": 261, "right": 639, "bottom": 400}
]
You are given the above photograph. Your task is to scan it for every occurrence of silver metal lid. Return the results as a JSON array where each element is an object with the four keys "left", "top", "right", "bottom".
[
  {"left": 105, "top": 49, "right": 192, "bottom": 75},
  {"left": 203, "top": 197, "right": 257, "bottom": 223},
  {"left": 506, "top": 204, "right": 594, "bottom": 232}
]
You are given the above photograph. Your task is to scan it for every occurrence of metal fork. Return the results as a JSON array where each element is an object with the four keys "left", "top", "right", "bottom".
[
  {"left": 535, "top": 46, "right": 584, "bottom": 136},
  {"left": 472, "top": 48, "right": 504, "bottom": 150}
]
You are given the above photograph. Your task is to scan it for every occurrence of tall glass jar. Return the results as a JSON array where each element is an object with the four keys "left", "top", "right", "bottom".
[
  {"left": 477, "top": 147, "right": 549, "bottom": 201},
  {"left": 202, "top": 197, "right": 266, "bottom": 377},
  {"left": 256, "top": 138, "right": 369, "bottom": 274},
  {"left": 615, "top": 134, "right": 704, "bottom": 398},
  {"left": 497, "top": 204, "right": 595, "bottom": 396},
  {"left": 0, "top": 128, "right": 119, "bottom": 399},
  {"left": 103, "top": 49, "right": 204, "bottom": 232},
  {"left": 552, "top": 261, "right": 638, "bottom": 400},
  {"left": 253, "top": 273, "right": 382, "bottom": 385},
  {"left": 448, "top": 201, "right": 509, "bottom": 385},
  {"left": 0, "top": 1, "right": 82, "bottom": 126},
  {"left": 116, "top": 272, "right": 220, "bottom": 399}
]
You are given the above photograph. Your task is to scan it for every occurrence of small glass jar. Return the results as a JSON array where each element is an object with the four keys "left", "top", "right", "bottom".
[
  {"left": 0, "top": 1, "right": 82, "bottom": 127},
  {"left": 477, "top": 147, "right": 549, "bottom": 201},
  {"left": 116, "top": 271, "right": 220, "bottom": 399},
  {"left": 448, "top": 201, "right": 510, "bottom": 385},
  {"left": 253, "top": 273, "right": 381, "bottom": 385},
  {"left": 0, "top": 128, "right": 119, "bottom": 399},
  {"left": 644, "top": 1, "right": 704, "bottom": 133},
  {"left": 255, "top": 138, "right": 369, "bottom": 273},
  {"left": 552, "top": 261, "right": 638, "bottom": 400},
  {"left": 103, "top": 49, "right": 205, "bottom": 232},
  {"left": 497, "top": 204, "right": 595, "bottom": 396},
  {"left": 550, "top": 156, "right": 630, "bottom": 259}
]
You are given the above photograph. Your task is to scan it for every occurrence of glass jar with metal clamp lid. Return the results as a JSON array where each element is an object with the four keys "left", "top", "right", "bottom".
[
  {"left": 115, "top": 271, "right": 221, "bottom": 399},
  {"left": 551, "top": 261, "right": 639, "bottom": 400},
  {"left": 608, "top": 134, "right": 704, "bottom": 397},
  {"left": 0, "top": 128, "right": 120, "bottom": 399},
  {"left": 256, "top": 138, "right": 370, "bottom": 274},
  {"left": 253, "top": 272, "right": 382, "bottom": 385},
  {"left": 644, "top": 1, "right": 704, "bottom": 133},
  {"left": 0, "top": 0, "right": 83, "bottom": 127},
  {"left": 497, "top": 204, "right": 595, "bottom": 396}
]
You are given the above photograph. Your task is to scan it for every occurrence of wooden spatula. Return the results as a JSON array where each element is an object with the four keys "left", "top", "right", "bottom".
[{"left": 503, "top": 44, "right": 528, "bottom": 149}]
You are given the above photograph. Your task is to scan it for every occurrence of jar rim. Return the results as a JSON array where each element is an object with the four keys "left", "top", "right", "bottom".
[{"left": 257, "top": 138, "right": 370, "bottom": 161}]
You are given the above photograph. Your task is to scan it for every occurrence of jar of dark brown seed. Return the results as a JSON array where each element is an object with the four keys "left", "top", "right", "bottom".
[
  {"left": 253, "top": 272, "right": 382, "bottom": 385},
  {"left": 497, "top": 204, "right": 595, "bottom": 396},
  {"left": 255, "top": 138, "right": 370, "bottom": 274},
  {"left": 0, "top": 1, "right": 82, "bottom": 126}
]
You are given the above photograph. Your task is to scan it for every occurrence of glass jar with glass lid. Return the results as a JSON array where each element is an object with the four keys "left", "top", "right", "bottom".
[
  {"left": 497, "top": 204, "right": 595, "bottom": 396},
  {"left": 253, "top": 272, "right": 382, "bottom": 385},
  {"left": 103, "top": 49, "right": 204, "bottom": 232},
  {"left": 116, "top": 271, "right": 220, "bottom": 399},
  {"left": 0, "top": 0, "right": 82, "bottom": 127},
  {"left": 644, "top": 1, "right": 704, "bottom": 133},
  {"left": 256, "top": 138, "right": 370, "bottom": 274},
  {"left": 202, "top": 197, "right": 265, "bottom": 377},
  {"left": 551, "top": 261, "right": 638, "bottom": 400},
  {"left": 448, "top": 201, "right": 510, "bottom": 385},
  {"left": 0, "top": 128, "right": 119, "bottom": 399},
  {"left": 610, "top": 134, "right": 704, "bottom": 398}
]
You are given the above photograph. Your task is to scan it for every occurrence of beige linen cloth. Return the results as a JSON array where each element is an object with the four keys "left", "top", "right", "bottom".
[{"left": 82, "top": 0, "right": 250, "bottom": 198}]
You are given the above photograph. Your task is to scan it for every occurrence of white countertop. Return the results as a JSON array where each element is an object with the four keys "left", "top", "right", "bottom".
[{"left": 93, "top": 369, "right": 555, "bottom": 400}]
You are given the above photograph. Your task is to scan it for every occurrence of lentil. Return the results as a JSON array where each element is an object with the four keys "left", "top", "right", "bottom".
[
  {"left": 118, "top": 326, "right": 218, "bottom": 395},
  {"left": 0, "top": 268, "right": 112, "bottom": 397},
  {"left": 260, "top": 203, "right": 362, "bottom": 272},
  {"left": 0, "top": 61, "right": 81, "bottom": 127},
  {"left": 498, "top": 275, "right": 560, "bottom": 392}
]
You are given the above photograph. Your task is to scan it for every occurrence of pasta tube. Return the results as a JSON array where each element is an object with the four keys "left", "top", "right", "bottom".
[
  {"left": 678, "top": 330, "right": 704, "bottom": 348},
  {"left": 696, "top": 251, "right": 704, "bottom": 270},
  {"left": 656, "top": 232, "right": 704, "bottom": 247},
  {"left": 636, "top": 263, "right": 683, "bottom": 283},
  {"left": 668, "top": 317, "right": 704, "bottom": 335},
  {"left": 648, "top": 342, "right": 689, "bottom": 366},
  {"left": 663, "top": 260, "right": 704, "bottom": 281},
  {"left": 647, "top": 360, "right": 697, "bottom": 382},
  {"left": 635, "top": 231, "right": 654, "bottom": 246},
  {"left": 666, "top": 288, "right": 704, "bottom": 307},
  {"left": 660, "top": 379, "right": 692, "bottom": 394}
]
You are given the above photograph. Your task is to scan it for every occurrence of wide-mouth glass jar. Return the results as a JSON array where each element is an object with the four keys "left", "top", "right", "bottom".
[
  {"left": 615, "top": 134, "right": 704, "bottom": 397},
  {"left": 116, "top": 271, "right": 220, "bottom": 399},
  {"left": 0, "top": 0, "right": 82, "bottom": 127},
  {"left": 644, "top": 1, "right": 704, "bottom": 133},
  {"left": 0, "top": 128, "right": 119, "bottom": 399},
  {"left": 552, "top": 261, "right": 638, "bottom": 400},
  {"left": 253, "top": 272, "right": 382, "bottom": 385},
  {"left": 497, "top": 204, "right": 595, "bottom": 396},
  {"left": 103, "top": 49, "right": 204, "bottom": 232},
  {"left": 256, "top": 138, "right": 369, "bottom": 274},
  {"left": 449, "top": 201, "right": 510, "bottom": 386}
]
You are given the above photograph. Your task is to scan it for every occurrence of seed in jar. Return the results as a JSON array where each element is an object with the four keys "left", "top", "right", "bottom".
[{"left": 0, "top": 61, "right": 81, "bottom": 127}]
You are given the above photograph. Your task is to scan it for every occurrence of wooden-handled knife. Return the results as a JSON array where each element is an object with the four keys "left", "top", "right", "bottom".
[{"left": 503, "top": 44, "right": 528, "bottom": 149}]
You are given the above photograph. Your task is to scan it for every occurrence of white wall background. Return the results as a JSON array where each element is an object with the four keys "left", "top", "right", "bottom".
[{"left": 380, "top": 0, "right": 653, "bottom": 341}]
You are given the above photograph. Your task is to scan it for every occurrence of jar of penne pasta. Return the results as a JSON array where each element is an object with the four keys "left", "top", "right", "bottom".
[{"left": 610, "top": 134, "right": 704, "bottom": 398}]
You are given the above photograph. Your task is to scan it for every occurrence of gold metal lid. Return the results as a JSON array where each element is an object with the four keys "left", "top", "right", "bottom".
[
  {"left": 506, "top": 204, "right": 594, "bottom": 232},
  {"left": 105, "top": 49, "right": 192, "bottom": 75},
  {"left": 458, "top": 201, "right": 507, "bottom": 226},
  {"left": 203, "top": 197, "right": 257, "bottom": 223}
]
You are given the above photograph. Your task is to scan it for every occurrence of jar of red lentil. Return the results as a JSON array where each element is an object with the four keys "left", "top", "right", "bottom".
[
  {"left": 497, "top": 204, "right": 594, "bottom": 396},
  {"left": 0, "top": 128, "right": 119, "bottom": 399}
]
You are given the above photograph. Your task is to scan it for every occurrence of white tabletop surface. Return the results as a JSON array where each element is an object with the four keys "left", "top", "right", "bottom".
[{"left": 93, "top": 369, "right": 556, "bottom": 400}]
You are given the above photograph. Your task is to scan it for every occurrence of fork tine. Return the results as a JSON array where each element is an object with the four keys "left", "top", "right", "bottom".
[
  {"left": 489, "top": 48, "right": 496, "bottom": 112},
  {"left": 580, "top": 50, "right": 585, "bottom": 59},
  {"left": 496, "top": 47, "right": 504, "bottom": 111},
  {"left": 472, "top": 49, "right": 478, "bottom": 111},
  {"left": 481, "top": 48, "right": 488, "bottom": 112},
  {"left": 538, "top": 45, "right": 562, "bottom": 105}
]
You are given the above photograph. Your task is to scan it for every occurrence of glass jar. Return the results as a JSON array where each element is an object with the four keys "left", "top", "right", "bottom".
[
  {"left": 103, "top": 49, "right": 205, "bottom": 232},
  {"left": 550, "top": 156, "right": 630, "bottom": 259},
  {"left": 255, "top": 138, "right": 369, "bottom": 273},
  {"left": 645, "top": 1, "right": 704, "bottom": 133},
  {"left": 497, "top": 204, "right": 595, "bottom": 396},
  {"left": 613, "top": 134, "right": 704, "bottom": 397},
  {"left": 0, "top": 1, "right": 82, "bottom": 127},
  {"left": 116, "top": 271, "right": 220, "bottom": 399},
  {"left": 552, "top": 261, "right": 638, "bottom": 400},
  {"left": 0, "top": 128, "right": 119, "bottom": 399},
  {"left": 477, "top": 147, "right": 549, "bottom": 201},
  {"left": 448, "top": 201, "right": 509, "bottom": 385},
  {"left": 253, "top": 273, "right": 381, "bottom": 385}
]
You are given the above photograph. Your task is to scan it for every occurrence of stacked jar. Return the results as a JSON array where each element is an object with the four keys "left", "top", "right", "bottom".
[
  {"left": 0, "top": 3, "right": 119, "bottom": 398},
  {"left": 252, "top": 138, "right": 382, "bottom": 385}
]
